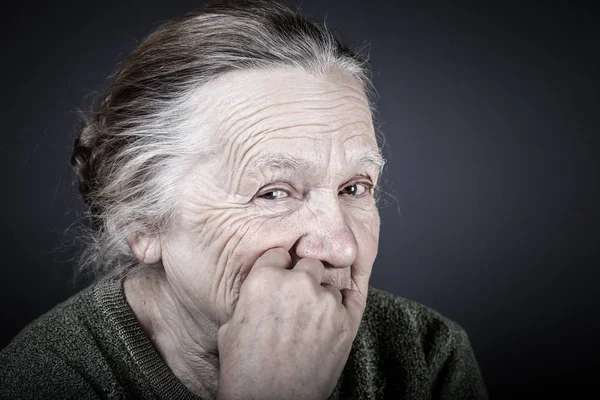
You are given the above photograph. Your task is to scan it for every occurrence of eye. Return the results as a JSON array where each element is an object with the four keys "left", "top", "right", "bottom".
[
  {"left": 339, "top": 183, "right": 371, "bottom": 196},
  {"left": 258, "top": 189, "right": 289, "bottom": 200}
]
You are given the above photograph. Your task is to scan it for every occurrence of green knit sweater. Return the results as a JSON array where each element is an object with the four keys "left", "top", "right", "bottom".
[{"left": 0, "top": 275, "right": 488, "bottom": 399}]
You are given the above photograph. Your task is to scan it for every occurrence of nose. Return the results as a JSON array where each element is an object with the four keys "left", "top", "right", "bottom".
[{"left": 292, "top": 198, "right": 358, "bottom": 269}]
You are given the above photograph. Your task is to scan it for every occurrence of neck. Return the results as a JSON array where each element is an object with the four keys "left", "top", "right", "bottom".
[{"left": 124, "top": 267, "right": 220, "bottom": 399}]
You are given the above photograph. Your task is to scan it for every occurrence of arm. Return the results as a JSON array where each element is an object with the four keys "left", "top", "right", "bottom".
[
  {"left": 0, "top": 344, "right": 102, "bottom": 400},
  {"left": 431, "top": 325, "right": 489, "bottom": 400}
]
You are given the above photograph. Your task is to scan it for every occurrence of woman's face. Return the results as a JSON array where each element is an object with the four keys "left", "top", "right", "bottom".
[{"left": 158, "top": 67, "right": 382, "bottom": 325}]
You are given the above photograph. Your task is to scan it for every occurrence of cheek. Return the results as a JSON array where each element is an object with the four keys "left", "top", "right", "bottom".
[
  {"left": 188, "top": 205, "right": 301, "bottom": 280},
  {"left": 220, "top": 213, "right": 302, "bottom": 272},
  {"left": 350, "top": 206, "right": 380, "bottom": 262}
]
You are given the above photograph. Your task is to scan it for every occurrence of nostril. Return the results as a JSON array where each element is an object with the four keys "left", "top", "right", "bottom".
[
  {"left": 290, "top": 253, "right": 302, "bottom": 268},
  {"left": 291, "top": 228, "right": 357, "bottom": 268},
  {"left": 289, "top": 238, "right": 302, "bottom": 267}
]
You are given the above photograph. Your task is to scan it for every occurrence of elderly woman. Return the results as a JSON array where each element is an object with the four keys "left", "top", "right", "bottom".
[{"left": 1, "top": 1, "right": 488, "bottom": 399}]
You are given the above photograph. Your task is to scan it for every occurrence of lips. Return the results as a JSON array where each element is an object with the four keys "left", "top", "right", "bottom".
[{"left": 321, "top": 271, "right": 351, "bottom": 290}]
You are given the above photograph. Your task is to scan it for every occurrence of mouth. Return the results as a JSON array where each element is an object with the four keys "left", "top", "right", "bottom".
[
  {"left": 289, "top": 250, "right": 352, "bottom": 290},
  {"left": 321, "top": 270, "right": 352, "bottom": 290}
]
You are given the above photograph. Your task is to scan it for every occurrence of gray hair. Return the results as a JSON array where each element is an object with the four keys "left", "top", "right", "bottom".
[{"left": 71, "top": 0, "right": 376, "bottom": 279}]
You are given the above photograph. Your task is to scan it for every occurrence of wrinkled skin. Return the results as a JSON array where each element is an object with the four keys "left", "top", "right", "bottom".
[{"left": 124, "top": 67, "right": 383, "bottom": 399}]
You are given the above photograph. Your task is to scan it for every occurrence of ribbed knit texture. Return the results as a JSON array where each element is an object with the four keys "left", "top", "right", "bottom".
[{"left": 0, "top": 275, "right": 488, "bottom": 399}]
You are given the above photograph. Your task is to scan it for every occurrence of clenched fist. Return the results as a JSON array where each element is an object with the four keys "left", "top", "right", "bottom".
[{"left": 216, "top": 248, "right": 367, "bottom": 400}]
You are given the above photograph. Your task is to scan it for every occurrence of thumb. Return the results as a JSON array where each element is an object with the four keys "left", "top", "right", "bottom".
[{"left": 249, "top": 247, "right": 293, "bottom": 276}]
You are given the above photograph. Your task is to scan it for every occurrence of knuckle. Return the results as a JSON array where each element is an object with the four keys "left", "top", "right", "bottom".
[
  {"left": 325, "top": 287, "right": 342, "bottom": 304},
  {"left": 322, "top": 293, "right": 339, "bottom": 312},
  {"left": 296, "top": 269, "right": 315, "bottom": 284},
  {"left": 242, "top": 275, "right": 263, "bottom": 295},
  {"left": 285, "top": 270, "right": 317, "bottom": 299}
]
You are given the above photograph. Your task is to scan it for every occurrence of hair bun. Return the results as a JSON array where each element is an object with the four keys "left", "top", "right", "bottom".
[{"left": 71, "top": 123, "right": 100, "bottom": 207}]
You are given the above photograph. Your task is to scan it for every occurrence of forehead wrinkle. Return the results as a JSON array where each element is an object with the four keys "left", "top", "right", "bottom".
[
  {"left": 223, "top": 132, "right": 325, "bottom": 194},
  {"left": 221, "top": 119, "right": 328, "bottom": 179},
  {"left": 233, "top": 132, "right": 325, "bottom": 173},
  {"left": 222, "top": 95, "right": 370, "bottom": 144},
  {"left": 307, "top": 89, "right": 368, "bottom": 107},
  {"left": 226, "top": 120, "right": 373, "bottom": 186},
  {"left": 219, "top": 77, "right": 365, "bottom": 117},
  {"left": 303, "top": 101, "right": 362, "bottom": 111},
  {"left": 342, "top": 131, "right": 377, "bottom": 146},
  {"left": 218, "top": 85, "right": 370, "bottom": 141},
  {"left": 214, "top": 88, "right": 371, "bottom": 163},
  {"left": 214, "top": 120, "right": 374, "bottom": 194},
  {"left": 245, "top": 123, "right": 336, "bottom": 142},
  {"left": 220, "top": 98, "right": 321, "bottom": 145},
  {"left": 200, "top": 68, "right": 373, "bottom": 192},
  {"left": 303, "top": 104, "right": 372, "bottom": 124},
  {"left": 323, "top": 117, "right": 374, "bottom": 133},
  {"left": 246, "top": 117, "right": 373, "bottom": 141},
  {"left": 291, "top": 83, "right": 367, "bottom": 102},
  {"left": 238, "top": 112, "right": 330, "bottom": 142},
  {"left": 235, "top": 133, "right": 325, "bottom": 180},
  {"left": 281, "top": 82, "right": 364, "bottom": 96},
  {"left": 209, "top": 89, "right": 283, "bottom": 166},
  {"left": 194, "top": 67, "right": 369, "bottom": 135}
]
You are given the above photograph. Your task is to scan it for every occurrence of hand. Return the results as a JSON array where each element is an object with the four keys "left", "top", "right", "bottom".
[{"left": 216, "top": 248, "right": 366, "bottom": 400}]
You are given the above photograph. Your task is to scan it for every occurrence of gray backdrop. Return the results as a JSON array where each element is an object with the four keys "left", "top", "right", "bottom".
[{"left": 2, "top": 1, "right": 598, "bottom": 397}]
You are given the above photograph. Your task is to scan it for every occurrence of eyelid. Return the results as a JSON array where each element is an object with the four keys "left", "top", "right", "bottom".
[
  {"left": 358, "top": 181, "right": 374, "bottom": 189},
  {"left": 255, "top": 182, "right": 296, "bottom": 200},
  {"left": 338, "top": 181, "right": 375, "bottom": 199},
  {"left": 258, "top": 189, "right": 289, "bottom": 199},
  {"left": 341, "top": 176, "right": 375, "bottom": 190},
  {"left": 255, "top": 177, "right": 375, "bottom": 201}
]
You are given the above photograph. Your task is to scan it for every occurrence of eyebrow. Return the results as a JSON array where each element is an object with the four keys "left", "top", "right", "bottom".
[
  {"left": 247, "top": 153, "right": 316, "bottom": 175},
  {"left": 246, "top": 150, "right": 385, "bottom": 176},
  {"left": 359, "top": 150, "right": 386, "bottom": 174}
]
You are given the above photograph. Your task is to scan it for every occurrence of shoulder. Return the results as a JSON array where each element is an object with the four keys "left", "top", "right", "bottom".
[
  {"left": 0, "top": 285, "right": 115, "bottom": 398},
  {"left": 365, "top": 285, "right": 467, "bottom": 341},
  {"left": 3, "top": 285, "right": 98, "bottom": 358},
  {"left": 362, "top": 286, "right": 472, "bottom": 369},
  {"left": 355, "top": 286, "right": 488, "bottom": 399}
]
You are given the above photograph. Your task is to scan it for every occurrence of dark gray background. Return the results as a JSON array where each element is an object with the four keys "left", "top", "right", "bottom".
[{"left": 1, "top": 1, "right": 598, "bottom": 397}]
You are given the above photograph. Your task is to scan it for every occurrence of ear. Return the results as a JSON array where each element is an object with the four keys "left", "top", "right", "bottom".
[{"left": 127, "top": 233, "right": 162, "bottom": 265}]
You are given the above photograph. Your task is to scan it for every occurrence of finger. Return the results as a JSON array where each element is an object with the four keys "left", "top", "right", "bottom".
[
  {"left": 320, "top": 282, "right": 343, "bottom": 304},
  {"left": 217, "top": 321, "right": 230, "bottom": 344},
  {"left": 251, "top": 247, "right": 293, "bottom": 274},
  {"left": 340, "top": 288, "right": 367, "bottom": 332},
  {"left": 350, "top": 264, "right": 371, "bottom": 297},
  {"left": 292, "top": 258, "right": 325, "bottom": 284}
]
